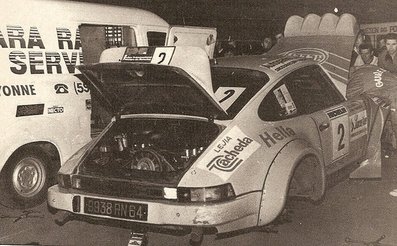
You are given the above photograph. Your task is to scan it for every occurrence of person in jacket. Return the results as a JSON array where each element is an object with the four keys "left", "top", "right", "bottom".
[{"left": 378, "top": 33, "right": 397, "bottom": 73}]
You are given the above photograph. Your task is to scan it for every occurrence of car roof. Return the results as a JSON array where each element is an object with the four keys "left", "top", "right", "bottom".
[{"left": 213, "top": 54, "right": 319, "bottom": 82}]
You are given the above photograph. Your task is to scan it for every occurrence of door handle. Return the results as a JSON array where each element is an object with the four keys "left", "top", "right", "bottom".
[{"left": 319, "top": 122, "right": 329, "bottom": 132}]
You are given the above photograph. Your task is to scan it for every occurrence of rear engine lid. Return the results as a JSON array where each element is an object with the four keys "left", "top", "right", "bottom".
[{"left": 77, "top": 46, "right": 228, "bottom": 119}]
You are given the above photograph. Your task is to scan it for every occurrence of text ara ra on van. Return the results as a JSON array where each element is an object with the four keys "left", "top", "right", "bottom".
[{"left": 0, "top": 25, "right": 83, "bottom": 75}]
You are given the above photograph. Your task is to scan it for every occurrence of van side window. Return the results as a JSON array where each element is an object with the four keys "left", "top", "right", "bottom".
[
  {"left": 105, "top": 26, "right": 123, "bottom": 47},
  {"left": 258, "top": 65, "right": 345, "bottom": 121},
  {"left": 147, "top": 32, "right": 167, "bottom": 46},
  {"left": 80, "top": 25, "right": 137, "bottom": 64}
]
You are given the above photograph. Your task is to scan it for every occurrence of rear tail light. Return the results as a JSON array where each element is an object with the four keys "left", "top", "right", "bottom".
[{"left": 177, "top": 183, "right": 235, "bottom": 203}]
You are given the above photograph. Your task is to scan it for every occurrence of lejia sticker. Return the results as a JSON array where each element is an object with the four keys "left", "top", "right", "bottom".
[
  {"left": 215, "top": 87, "right": 246, "bottom": 111},
  {"left": 198, "top": 126, "right": 260, "bottom": 181}
]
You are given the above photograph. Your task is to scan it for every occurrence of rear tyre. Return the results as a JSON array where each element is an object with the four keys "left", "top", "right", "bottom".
[
  {"left": 288, "top": 155, "right": 323, "bottom": 202},
  {"left": 0, "top": 148, "right": 50, "bottom": 209}
]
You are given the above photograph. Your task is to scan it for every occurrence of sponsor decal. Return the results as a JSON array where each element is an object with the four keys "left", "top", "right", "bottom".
[
  {"left": 273, "top": 84, "right": 296, "bottom": 116},
  {"left": 0, "top": 84, "right": 36, "bottom": 96},
  {"left": 283, "top": 48, "right": 329, "bottom": 64},
  {"left": 1, "top": 25, "right": 82, "bottom": 75},
  {"left": 122, "top": 47, "right": 154, "bottom": 62},
  {"left": 48, "top": 106, "right": 64, "bottom": 114},
  {"left": 373, "top": 68, "right": 386, "bottom": 88},
  {"left": 350, "top": 110, "right": 368, "bottom": 141},
  {"left": 208, "top": 137, "right": 254, "bottom": 172},
  {"left": 261, "top": 57, "right": 304, "bottom": 72},
  {"left": 325, "top": 106, "right": 348, "bottom": 120},
  {"left": 16, "top": 104, "right": 44, "bottom": 117},
  {"left": 122, "top": 47, "right": 175, "bottom": 65},
  {"left": 199, "top": 126, "right": 260, "bottom": 181},
  {"left": 259, "top": 126, "right": 296, "bottom": 148}
]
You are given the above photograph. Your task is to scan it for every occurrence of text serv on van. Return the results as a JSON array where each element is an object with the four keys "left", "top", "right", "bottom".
[{"left": 0, "top": 25, "right": 82, "bottom": 75}]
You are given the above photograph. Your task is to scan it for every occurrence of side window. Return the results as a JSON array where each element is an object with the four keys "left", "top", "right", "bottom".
[
  {"left": 258, "top": 81, "right": 298, "bottom": 121},
  {"left": 105, "top": 26, "right": 136, "bottom": 47},
  {"left": 259, "top": 65, "right": 345, "bottom": 121},
  {"left": 80, "top": 25, "right": 136, "bottom": 64},
  {"left": 147, "top": 32, "right": 167, "bottom": 46}
]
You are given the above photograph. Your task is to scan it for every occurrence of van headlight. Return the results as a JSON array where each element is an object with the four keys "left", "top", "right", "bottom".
[{"left": 177, "top": 183, "right": 235, "bottom": 203}]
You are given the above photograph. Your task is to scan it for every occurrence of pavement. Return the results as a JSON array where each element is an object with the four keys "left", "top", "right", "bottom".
[{"left": 1, "top": 155, "right": 397, "bottom": 246}]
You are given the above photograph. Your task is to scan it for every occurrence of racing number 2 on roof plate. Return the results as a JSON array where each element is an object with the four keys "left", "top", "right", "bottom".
[
  {"left": 151, "top": 47, "right": 175, "bottom": 65},
  {"left": 215, "top": 87, "right": 246, "bottom": 110}
]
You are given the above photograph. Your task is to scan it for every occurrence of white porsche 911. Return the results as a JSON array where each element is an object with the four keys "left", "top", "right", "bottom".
[{"left": 48, "top": 13, "right": 389, "bottom": 244}]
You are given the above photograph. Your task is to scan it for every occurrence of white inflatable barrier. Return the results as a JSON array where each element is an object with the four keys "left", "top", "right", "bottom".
[{"left": 269, "top": 13, "right": 359, "bottom": 96}]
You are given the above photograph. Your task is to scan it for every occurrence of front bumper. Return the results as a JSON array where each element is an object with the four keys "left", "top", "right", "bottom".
[{"left": 48, "top": 185, "right": 261, "bottom": 233}]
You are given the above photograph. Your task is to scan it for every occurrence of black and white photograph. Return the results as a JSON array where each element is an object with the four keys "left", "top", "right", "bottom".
[{"left": 1, "top": 0, "right": 397, "bottom": 245}]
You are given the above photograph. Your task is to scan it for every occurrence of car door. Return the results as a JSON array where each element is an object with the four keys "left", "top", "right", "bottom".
[{"left": 283, "top": 65, "right": 367, "bottom": 174}]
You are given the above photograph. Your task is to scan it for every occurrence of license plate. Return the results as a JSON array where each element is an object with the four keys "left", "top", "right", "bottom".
[{"left": 84, "top": 197, "right": 148, "bottom": 221}]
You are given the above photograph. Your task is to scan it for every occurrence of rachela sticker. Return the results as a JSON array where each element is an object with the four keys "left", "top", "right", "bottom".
[{"left": 198, "top": 126, "right": 261, "bottom": 181}]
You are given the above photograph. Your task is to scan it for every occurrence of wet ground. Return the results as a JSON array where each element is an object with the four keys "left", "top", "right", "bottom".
[{"left": 1, "top": 155, "right": 397, "bottom": 246}]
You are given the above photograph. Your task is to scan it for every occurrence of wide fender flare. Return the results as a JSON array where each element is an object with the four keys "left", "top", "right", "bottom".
[{"left": 257, "top": 139, "right": 325, "bottom": 226}]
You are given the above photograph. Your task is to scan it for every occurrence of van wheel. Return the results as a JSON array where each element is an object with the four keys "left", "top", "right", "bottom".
[{"left": 0, "top": 148, "right": 50, "bottom": 209}]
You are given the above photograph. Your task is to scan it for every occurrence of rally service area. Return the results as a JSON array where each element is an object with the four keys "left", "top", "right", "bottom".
[{"left": 2, "top": 0, "right": 397, "bottom": 246}]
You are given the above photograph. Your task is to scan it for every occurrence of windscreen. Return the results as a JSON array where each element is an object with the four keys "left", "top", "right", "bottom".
[
  {"left": 211, "top": 67, "right": 269, "bottom": 118},
  {"left": 80, "top": 63, "right": 226, "bottom": 119}
]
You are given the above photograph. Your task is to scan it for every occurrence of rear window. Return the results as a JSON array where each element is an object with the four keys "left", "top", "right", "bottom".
[{"left": 211, "top": 67, "right": 269, "bottom": 118}]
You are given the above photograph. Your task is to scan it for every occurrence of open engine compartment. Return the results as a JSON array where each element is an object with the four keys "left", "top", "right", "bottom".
[{"left": 79, "top": 117, "right": 221, "bottom": 182}]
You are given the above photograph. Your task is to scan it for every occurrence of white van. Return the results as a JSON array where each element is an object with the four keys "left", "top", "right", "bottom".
[{"left": 0, "top": 0, "right": 216, "bottom": 208}]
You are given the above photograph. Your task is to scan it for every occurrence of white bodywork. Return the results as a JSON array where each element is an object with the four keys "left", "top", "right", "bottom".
[{"left": 0, "top": 0, "right": 217, "bottom": 208}]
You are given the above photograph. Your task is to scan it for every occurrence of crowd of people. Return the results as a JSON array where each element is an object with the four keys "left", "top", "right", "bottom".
[
  {"left": 348, "top": 32, "right": 397, "bottom": 157},
  {"left": 214, "top": 33, "right": 283, "bottom": 57},
  {"left": 350, "top": 32, "right": 397, "bottom": 73}
]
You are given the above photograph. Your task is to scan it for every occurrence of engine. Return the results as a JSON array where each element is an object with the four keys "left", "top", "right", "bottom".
[{"left": 82, "top": 118, "right": 220, "bottom": 176}]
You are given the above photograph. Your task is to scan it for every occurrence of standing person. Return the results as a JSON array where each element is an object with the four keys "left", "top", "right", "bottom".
[
  {"left": 351, "top": 43, "right": 378, "bottom": 73},
  {"left": 374, "top": 35, "right": 386, "bottom": 57},
  {"left": 350, "top": 30, "right": 365, "bottom": 68},
  {"left": 261, "top": 37, "right": 273, "bottom": 53},
  {"left": 274, "top": 33, "right": 284, "bottom": 43},
  {"left": 378, "top": 33, "right": 397, "bottom": 73}
]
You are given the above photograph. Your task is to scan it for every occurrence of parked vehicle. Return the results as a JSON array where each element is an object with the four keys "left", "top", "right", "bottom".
[{"left": 0, "top": 0, "right": 216, "bottom": 208}]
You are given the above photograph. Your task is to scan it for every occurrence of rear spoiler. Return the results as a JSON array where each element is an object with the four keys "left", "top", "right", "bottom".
[{"left": 268, "top": 13, "right": 359, "bottom": 95}]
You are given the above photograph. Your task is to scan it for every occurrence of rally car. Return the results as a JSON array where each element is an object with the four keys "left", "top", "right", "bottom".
[{"left": 47, "top": 13, "right": 388, "bottom": 243}]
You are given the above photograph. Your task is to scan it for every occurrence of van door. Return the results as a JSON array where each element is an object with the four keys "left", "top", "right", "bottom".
[{"left": 167, "top": 26, "right": 217, "bottom": 58}]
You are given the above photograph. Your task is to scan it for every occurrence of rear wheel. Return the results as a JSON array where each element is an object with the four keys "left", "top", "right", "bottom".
[
  {"left": 0, "top": 148, "right": 50, "bottom": 208},
  {"left": 288, "top": 155, "right": 323, "bottom": 202}
]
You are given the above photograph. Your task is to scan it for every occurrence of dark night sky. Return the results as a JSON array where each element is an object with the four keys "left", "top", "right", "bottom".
[{"left": 72, "top": 0, "right": 397, "bottom": 40}]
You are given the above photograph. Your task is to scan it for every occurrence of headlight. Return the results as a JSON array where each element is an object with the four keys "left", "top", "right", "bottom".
[{"left": 177, "top": 183, "right": 235, "bottom": 203}]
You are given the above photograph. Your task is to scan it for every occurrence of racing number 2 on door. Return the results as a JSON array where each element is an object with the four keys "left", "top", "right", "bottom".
[
  {"left": 326, "top": 106, "right": 350, "bottom": 160},
  {"left": 337, "top": 123, "right": 345, "bottom": 151}
]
